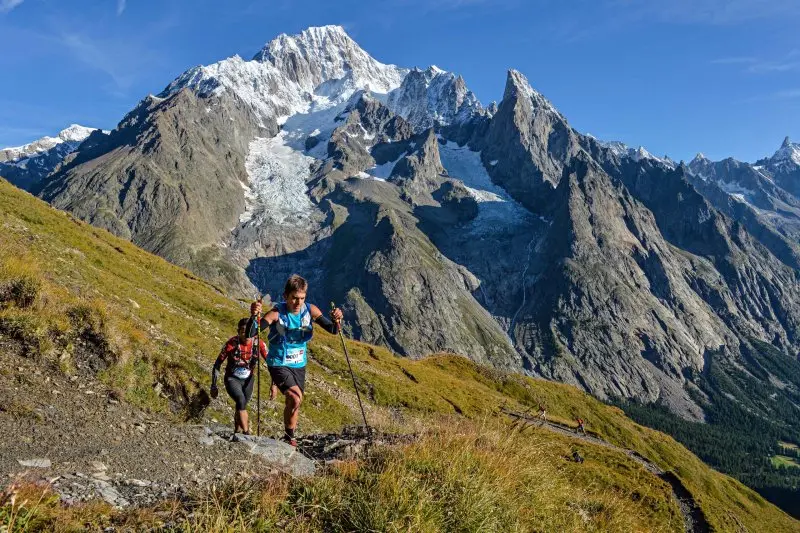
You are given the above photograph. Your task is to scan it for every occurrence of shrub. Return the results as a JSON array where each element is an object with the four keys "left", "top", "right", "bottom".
[{"left": 0, "top": 276, "right": 41, "bottom": 309}]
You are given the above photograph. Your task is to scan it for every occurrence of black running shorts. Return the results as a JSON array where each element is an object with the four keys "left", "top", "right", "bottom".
[
  {"left": 268, "top": 365, "right": 306, "bottom": 393},
  {"left": 224, "top": 373, "right": 255, "bottom": 410}
]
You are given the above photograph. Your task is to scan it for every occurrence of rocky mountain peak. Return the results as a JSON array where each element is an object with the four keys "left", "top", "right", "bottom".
[
  {"left": 252, "top": 25, "right": 406, "bottom": 96},
  {"left": 57, "top": 124, "right": 97, "bottom": 143},
  {"left": 503, "top": 69, "right": 559, "bottom": 116},
  {"left": 160, "top": 26, "right": 407, "bottom": 124},
  {"left": 386, "top": 65, "right": 482, "bottom": 131},
  {"left": 771, "top": 135, "right": 800, "bottom": 167},
  {"left": 389, "top": 129, "right": 446, "bottom": 198},
  {"left": 0, "top": 124, "right": 97, "bottom": 164},
  {"left": 687, "top": 152, "right": 712, "bottom": 176}
]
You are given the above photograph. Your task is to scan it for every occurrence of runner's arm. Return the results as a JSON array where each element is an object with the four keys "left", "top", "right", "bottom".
[
  {"left": 309, "top": 304, "right": 341, "bottom": 334},
  {"left": 245, "top": 309, "right": 278, "bottom": 338},
  {"left": 211, "top": 344, "right": 229, "bottom": 388}
]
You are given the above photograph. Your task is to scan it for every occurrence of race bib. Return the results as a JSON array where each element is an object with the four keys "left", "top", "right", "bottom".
[
  {"left": 285, "top": 346, "right": 305, "bottom": 365},
  {"left": 232, "top": 366, "right": 251, "bottom": 379}
]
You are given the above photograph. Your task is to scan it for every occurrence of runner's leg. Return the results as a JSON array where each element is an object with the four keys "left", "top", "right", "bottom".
[{"left": 284, "top": 385, "right": 303, "bottom": 431}]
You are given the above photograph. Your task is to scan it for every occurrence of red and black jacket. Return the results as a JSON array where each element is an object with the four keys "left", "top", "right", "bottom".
[{"left": 212, "top": 336, "right": 267, "bottom": 382}]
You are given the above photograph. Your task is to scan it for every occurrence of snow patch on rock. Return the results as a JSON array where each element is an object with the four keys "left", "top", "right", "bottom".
[
  {"left": 438, "top": 140, "right": 532, "bottom": 233},
  {"left": 438, "top": 141, "right": 507, "bottom": 203}
]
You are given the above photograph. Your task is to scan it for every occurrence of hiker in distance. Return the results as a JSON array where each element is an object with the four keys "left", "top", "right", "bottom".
[
  {"left": 249, "top": 274, "right": 343, "bottom": 446},
  {"left": 210, "top": 318, "right": 268, "bottom": 436}
]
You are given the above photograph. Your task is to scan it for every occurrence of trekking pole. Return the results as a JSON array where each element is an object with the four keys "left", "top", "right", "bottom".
[
  {"left": 331, "top": 302, "right": 371, "bottom": 435},
  {"left": 256, "top": 295, "right": 263, "bottom": 437}
]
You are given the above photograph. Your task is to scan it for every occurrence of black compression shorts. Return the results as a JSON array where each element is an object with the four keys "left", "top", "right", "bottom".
[
  {"left": 268, "top": 366, "right": 306, "bottom": 393},
  {"left": 224, "top": 373, "right": 255, "bottom": 410}
]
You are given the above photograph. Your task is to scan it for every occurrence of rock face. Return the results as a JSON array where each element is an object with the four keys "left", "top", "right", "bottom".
[
  {"left": 386, "top": 66, "right": 483, "bottom": 131},
  {"left": 479, "top": 70, "right": 581, "bottom": 213},
  {"left": 7, "top": 25, "right": 800, "bottom": 420},
  {"left": 35, "top": 91, "right": 273, "bottom": 292}
]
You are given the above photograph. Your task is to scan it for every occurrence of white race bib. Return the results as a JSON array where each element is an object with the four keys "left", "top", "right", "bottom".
[
  {"left": 285, "top": 346, "right": 305, "bottom": 365},
  {"left": 232, "top": 366, "right": 251, "bottom": 379}
]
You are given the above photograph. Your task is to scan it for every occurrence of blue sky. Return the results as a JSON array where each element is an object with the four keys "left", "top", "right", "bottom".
[{"left": 1, "top": 0, "right": 800, "bottom": 162}]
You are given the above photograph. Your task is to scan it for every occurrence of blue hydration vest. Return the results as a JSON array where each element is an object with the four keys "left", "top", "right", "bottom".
[{"left": 267, "top": 302, "right": 313, "bottom": 368}]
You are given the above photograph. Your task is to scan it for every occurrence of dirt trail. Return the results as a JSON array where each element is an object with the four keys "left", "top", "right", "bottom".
[{"left": 503, "top": 408, "right": 710, "bottom": 533}]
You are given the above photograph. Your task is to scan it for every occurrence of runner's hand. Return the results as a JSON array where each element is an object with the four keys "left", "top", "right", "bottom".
[
  {"left": 251, "top": 300, "right": 262, "bottom": 316},
  {"left": 269, "top": 384, "right": 278, "bottom": 401},
  {"left": 330, "top": 307, "right": 343, "bottom": 323}
]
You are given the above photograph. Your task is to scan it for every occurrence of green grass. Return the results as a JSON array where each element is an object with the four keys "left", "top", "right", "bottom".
[
  {"left": 0, "top": 178, "right": 799, "bottom": 532},
  {"left": 779, "top": 441, "right": 799, "bottom": 451},
  {"left": 772, "top": 456, "right": 800, "bottom": 469}
]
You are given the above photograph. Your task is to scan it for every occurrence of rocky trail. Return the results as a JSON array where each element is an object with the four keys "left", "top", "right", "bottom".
[
  {"left": 502, "top": 408, "right": 711, "bottom": 533},
  {"left": 0, "top": 334, "right": 712, "bottom": 530},
  {"left": 0, "top": 339, "right": 408, "bottom": 510},
  {"left": 0, "top": 332, "right": 711, "bottom": 530}
]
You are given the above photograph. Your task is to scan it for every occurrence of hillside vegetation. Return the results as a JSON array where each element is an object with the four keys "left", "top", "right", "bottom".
[{"left": 0, "top": 178, "right": 797, "bottom": 531}]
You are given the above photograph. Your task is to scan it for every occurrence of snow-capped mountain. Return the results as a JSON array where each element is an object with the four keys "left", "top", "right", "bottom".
[
  {"left": 0, "top": 124, "right": 100, "bottom": 190},
  {"left": 589, "top": 135, "right": 676, "bottom": 169},
  {"left": 160, "top": 25, "right": 479, "bottom": 133},
  {"left": 0, "top": 124, "right": 96, "bottom": 163},
  {"left": 768, "top": 136, "right": 800, "bottom": 169}
]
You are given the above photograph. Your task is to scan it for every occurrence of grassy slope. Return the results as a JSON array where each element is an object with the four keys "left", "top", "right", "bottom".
[{"left": 0, "top": 178, "right": 797, "bottom": 531}]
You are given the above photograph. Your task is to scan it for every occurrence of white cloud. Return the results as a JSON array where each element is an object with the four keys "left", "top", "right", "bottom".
[
  {"left": 116, "top": 0, "right": 126, "bottom": 16},
  {"left": 0, "top": 0, "right": 24, "bottom": 13}
]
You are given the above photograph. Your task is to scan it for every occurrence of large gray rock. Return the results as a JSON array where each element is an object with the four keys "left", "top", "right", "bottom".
[{"left": 234, "top": 435, "right": 316, "bottom": 477}]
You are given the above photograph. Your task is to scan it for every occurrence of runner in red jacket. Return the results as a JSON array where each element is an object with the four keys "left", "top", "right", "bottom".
[{"left": 210, "top": 318, "right": 267, "bottom": 435}]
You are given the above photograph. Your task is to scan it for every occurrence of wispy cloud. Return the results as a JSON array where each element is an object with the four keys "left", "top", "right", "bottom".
[
  {"left": 710, "top": 57, "right": 758, "bottom": 65},
  {"left": 740, "top": 89, "right": 800, "bottom": 103},
  {"left": 712, "top": 50, "right": 800, "bottom": 74},
  {"left": 116, "top": 0, "right": 126, "bottom": 16},
  {"left": 60, "top": 33, "right": 136, "bottom": 92},
  {"left": 0, "top": 0, "right": 24, "bottom": 13}
]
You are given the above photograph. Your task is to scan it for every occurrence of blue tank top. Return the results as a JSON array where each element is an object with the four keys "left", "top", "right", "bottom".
[{"left": 267, "top": 302, "right": 313, "bottom": 368}]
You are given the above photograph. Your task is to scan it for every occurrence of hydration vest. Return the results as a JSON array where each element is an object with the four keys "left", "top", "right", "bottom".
[
  {"left": 224, "top": 337, "right": 262, "bottom": 379},
  {"left": 267, "top": 302, "right": 313, "bottom": 368}
]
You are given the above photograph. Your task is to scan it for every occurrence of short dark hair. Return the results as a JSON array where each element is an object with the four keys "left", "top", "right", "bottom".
[
  {"left": 283, "top": 274, "right": 308, "bottom": 297},
  {"left": 237, "top": 318, "right": 249, "bottom": 331}
]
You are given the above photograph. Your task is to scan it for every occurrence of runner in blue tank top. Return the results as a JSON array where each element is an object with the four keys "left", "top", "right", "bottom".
[{"left": 249, "top": 274, "right": 342, "bottom": 446}]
